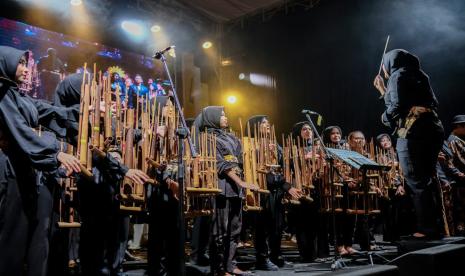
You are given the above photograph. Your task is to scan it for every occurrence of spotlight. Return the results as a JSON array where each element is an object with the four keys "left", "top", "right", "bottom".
[
  {"left": 238, "top": 73, "right": 246, "bottom": 80},
  {"left": 151, "top": 25, "right": 161, "bottom": 33},
  {"left": 221, "top": 59, "right": 232, "bottom": 66},
  {"left": 202, "top": 41, "right": 212, "bottom": 49},
  {"left": 70, "top": 0, "right": 82, "bottom": 6},
  {"left": 227, "top": 95, "right": 237, "bottom": 104},
  {"left": 121, "top": 20, "right": 145, "bottom": 37}
]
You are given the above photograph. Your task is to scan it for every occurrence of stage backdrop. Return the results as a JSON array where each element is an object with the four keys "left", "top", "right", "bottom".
[
  {"left": 221, "top": 0, "right": 465, "bottom": 138},
  {"left": 0, "top": 16, "right": 208, "bottom": 116}
]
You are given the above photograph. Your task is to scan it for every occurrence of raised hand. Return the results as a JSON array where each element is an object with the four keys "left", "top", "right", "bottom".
[{"left": 373, "top": 75, "right": 386, "bottom": 95}]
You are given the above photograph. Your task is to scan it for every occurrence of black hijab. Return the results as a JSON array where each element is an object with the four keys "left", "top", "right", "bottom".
[
  {"left": 292, "top": 121, "right": 310, "bottom": 140},
  {"left": 53, "top": 73, "right": 83, "bottom": 108},
  {"left": 0, "top": 46, "right": 27, "bottom": 88},
  {"left": 383, "top": 49, "right": 420, "bottom": 75},
  {"left": 200, "top": 106, "right": 224, "bottom": 130},
  {"left": 382, "top": 49, "right": 439, "bottom": 114},
  {"left": 245, "top": 115, "right": 267, "bottom": 138}
]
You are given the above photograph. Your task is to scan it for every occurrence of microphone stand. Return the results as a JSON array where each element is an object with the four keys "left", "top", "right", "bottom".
[
  {"left": 302, "top": 111, "right": 346, "bottom": 271},
  {"left": 155, "top": 50, "right": 197, "bottom": 276}
]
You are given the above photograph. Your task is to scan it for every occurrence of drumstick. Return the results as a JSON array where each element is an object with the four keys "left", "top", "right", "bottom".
[{"left": 377, "top": 35, "right": 390, "bottom": 75}]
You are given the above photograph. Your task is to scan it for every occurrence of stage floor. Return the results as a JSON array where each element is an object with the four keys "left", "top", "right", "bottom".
[{"left": 122, "top": 235, "right": 404, "bottom": 275}]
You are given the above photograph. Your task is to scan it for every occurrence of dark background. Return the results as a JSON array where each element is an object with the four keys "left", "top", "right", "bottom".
[
  {"left": 221, "top": 0, "right": 465, "bottom": 138},
  {"left": 1, "top": 0, "right": 464, "bottom": 139}
]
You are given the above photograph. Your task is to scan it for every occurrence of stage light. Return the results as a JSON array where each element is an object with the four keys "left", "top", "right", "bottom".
[
  {"left": 121, "top": 20, "right": 145, "bottom": 37},
  {"left": 221, "top": 59, "right": 232, "bottom": 66},
  {"left": 202, "top": 41, "right": 212, "bottom": 49},
  {"left": 250, "top": 73, "right": 276, "bottom": 89},
  {"left": 238, "top": 73, "right": 246, "bottom": 80},
  {"left": 151, "top": 25, "right": 161, "bottom": 33},
  {"left": 227, "top": 95, "right": 237, "bottom": 104},
  {"left": 70, "top": 0, "right": 82, "bottom": 6}
]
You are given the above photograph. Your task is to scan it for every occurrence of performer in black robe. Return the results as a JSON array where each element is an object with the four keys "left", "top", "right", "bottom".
[
  {"left": 53, "top": 73, "right": 149, "bottom": 275},
  {"left": 245, "top": 115, "right": 298, "bottom": 270},
  {"left": 188, "top": 116, "right": 212, "bottom": 266},
  {"left": 0, "top": 46, "right": 81, "bottom": 276},
  {"left": 321, "top": 125, "right": 356, "bottom": 255},
  {"left": 374, "top": 49, "right": 444, "bottom": 239},
  {"left": 199, "top": 106, "right": 256, "bottom": 276},
  {"left": 145, "top": 96, "right": 182, "bottom": 276},
  {"left": 290, "top": 122, "right": 329, "bottom": 261}
]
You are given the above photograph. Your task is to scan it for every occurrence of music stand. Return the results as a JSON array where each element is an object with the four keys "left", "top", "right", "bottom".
[{"left": 327, "top": 148, "right": 390, "bottom": 265}]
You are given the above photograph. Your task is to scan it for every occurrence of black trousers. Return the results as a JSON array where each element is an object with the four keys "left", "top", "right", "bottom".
[
  {"left": 210, "top": 196, "right": 242, "bottom": 274},
  {"left": 27, "top": 183, "right": 54, "bottom": 276},
  {"left": 255, "top": 190, "right": 284, "bottom": 261},
  {"left": 397, "top": 137, "right": 443, "bottom": 237},
  {"left": 79, "top": 180, "right": 128, "bottom": 276},
  {"left": 190, "top": 216, "right": 211, "bottom": 263},
  {"left": 147, "top": 186, "right": 180, "bottom": 276},
  {"left": 0, "top": 166, "right": 54, "bottom": 276},
  {"left": 293, "top": 201, "right": 321, "bottom": 261},
  {"left": 0, "top": 171, "right": 29, "bottom": 275}
]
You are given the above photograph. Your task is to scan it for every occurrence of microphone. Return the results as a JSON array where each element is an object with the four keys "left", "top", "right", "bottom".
[
  {"left": 301, "top": 109, "right": 320, "bottom": 115},
  {"left": 153, "top": 45, "right": 175, "bottom": 59}
]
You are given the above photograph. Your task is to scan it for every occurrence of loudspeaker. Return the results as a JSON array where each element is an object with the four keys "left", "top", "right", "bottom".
[
  {"left": 323, "top": 264, "right": 399, "bottom": 275},
  {"left": 392, "top": 244, "right": 465, "bottom": 276}
]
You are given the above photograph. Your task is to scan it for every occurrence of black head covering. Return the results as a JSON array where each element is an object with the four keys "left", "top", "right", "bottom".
[
  {"left": 383, "top": 49, "right": 420, "bottom": 75},
  {"left": 154, "top": 96, "right": 169, "bottom": 111},
  {"left": 53, "top": 73, "right": 83, "bottom": 107},
  {"left": 292, "top": 121, "right": 311, "bottom": 140},
  {"left": 185, "top": 118, "right": 195, "bottom": 129},
  {"left": 0, "top": 46, "right": 28, "bottom": 86},
  {"left": 47, "top": 48, "right": 57, "bottom": 57},
  {"left": 322, "top": 125, "right": 342, "bottom": 145},
  {"left": 200, "top": 106, "right": 224, "bottom": 130},
  {"left": 245, "top": 115, "right": 267, "bottom": 138}
]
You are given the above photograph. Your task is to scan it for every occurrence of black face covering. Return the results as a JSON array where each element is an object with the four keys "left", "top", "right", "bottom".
[
  {"left": 383, "top": 49, "right": 420, "bottom": 75},
  {"left": 245, "top": 115, "right": 267, "bottom": 138},
  {"left": 200, "top": 106, "right": 224, "bottom": 130}
]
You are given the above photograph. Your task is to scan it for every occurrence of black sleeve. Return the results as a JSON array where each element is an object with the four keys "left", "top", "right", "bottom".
[
  {"left": 0, "top": 94, "right": 60, "bottom": 171},
  {"left": 30, "top": 97, "right": 78, "bottom": 138},
  {"left": 381, "top": 74, "right": 404, "bottom": 128},
  {"left": 93, "top": 152, "right": 128, "bottom": 180},
  {"left": 216, "top": 141, "right": 238, "bottom": 176}
]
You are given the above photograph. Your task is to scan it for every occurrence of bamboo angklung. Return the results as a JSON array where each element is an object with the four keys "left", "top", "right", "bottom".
[{"left": 76, "top": 64, "right": 92, "bottom": 178}]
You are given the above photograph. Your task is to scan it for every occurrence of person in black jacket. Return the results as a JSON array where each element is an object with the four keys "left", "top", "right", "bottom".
[
  {"left": 0, "top": 46, "right": 81, "bottom": 276},
  {"left": 53, "top": 73, "right": 149, "bottom": 275},
  {"left": 245, "top": 115, "right": 300, "bottom": 270},
  {"left": 198, "top": 106, "right": 257, "bottom": 276},
  {"left": 374, "top": 49, "right": 444, "bottom": 239}
]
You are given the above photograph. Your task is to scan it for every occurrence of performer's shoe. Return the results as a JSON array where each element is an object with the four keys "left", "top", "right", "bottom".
[
  {"left": 337, "top": 246, "right": 349, "bottom": 256},
  {"left": 255, "top": 258, "right": 279, "bottom": 271},
  {"left": 345, "top": 246, "right": 359, "bottom": 255},
  {"left": 230, "top": 268, "right": 255, "bottom": 276},
  {"left": 270, "top": 256, "right": 293, "bottom": 268},
  {"left": 124, "top": 250, "right": 141, "bottom": 261}
]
